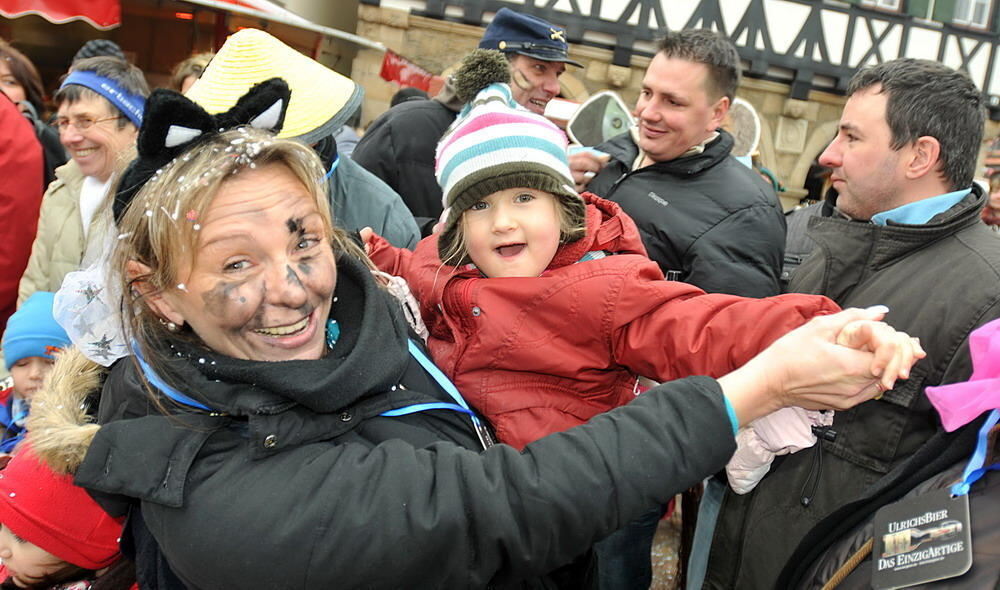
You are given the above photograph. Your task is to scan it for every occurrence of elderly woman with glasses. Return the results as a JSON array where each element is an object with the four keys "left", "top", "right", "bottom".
[{"left": 15, "top": 55, "right": 148, "bottom": 309}]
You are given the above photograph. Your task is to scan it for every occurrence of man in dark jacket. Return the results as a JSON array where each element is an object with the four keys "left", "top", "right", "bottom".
[
  {"left": 573, "top": 29, "right": 785, "bottom": 298},
  {"left": 353, "top": 7, "right": 582, "bottom": 234},
  {"left": 704, "top": 58, "right": 1000, "bottom": 589}
]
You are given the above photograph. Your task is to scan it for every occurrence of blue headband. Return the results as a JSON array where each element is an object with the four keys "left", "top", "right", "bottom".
[{"left": 61, "top": 70, "right": 145, "bottom": 127}]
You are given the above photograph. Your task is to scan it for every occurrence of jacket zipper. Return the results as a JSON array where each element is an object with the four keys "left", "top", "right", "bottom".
[{"left": 800, "top": 425, "right": 837, "bottom": 507}]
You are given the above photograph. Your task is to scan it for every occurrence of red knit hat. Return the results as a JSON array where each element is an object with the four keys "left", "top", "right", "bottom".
[{"left": 0, "top": 444, "right": 123, "bottom": 570}]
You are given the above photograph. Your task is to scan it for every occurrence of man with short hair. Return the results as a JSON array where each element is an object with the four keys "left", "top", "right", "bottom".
[
  {"left": 17, "top": 55, "right": 148, "bottom": 304},
  {"left": 703, "top": 58, "right": 1000, "bottom": 589},
  {"left": 573, "top": 29, "right": 784, "bottom": 298},
  {"left": 353, "top": 7, "right": 581, "bottom": 234}
]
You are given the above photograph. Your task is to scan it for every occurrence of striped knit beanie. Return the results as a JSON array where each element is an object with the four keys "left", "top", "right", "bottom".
[{"left": 436, "top": 49, "right": 585, "bottom": 263}]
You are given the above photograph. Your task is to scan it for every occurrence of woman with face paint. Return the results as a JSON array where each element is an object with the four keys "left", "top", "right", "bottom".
[{"left": 28, "top": 82, "right": 923, "bottom": 589}]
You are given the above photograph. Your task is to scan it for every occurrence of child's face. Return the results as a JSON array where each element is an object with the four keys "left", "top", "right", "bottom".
[
  {"left": 0, "top": 524, "right": 69, "bottom": 587},
  {"left": 462, "top": 188, "right": 562, "bottom": 278},
  {"left": 8, "top": 357, "right": 55, "bottom": 401}
]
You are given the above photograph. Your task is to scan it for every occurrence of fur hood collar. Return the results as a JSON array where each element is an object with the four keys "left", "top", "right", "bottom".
[{"left": 25, "top": 347, "right": 107, "bottom": 475}]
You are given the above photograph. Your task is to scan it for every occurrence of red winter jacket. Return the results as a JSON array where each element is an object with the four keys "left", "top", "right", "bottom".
[
  {"left": 0, "top": 95, "right": 44, "bottom": 334},
  {"left": 369, "top": 194, "right": 840, "bottom": 449}
]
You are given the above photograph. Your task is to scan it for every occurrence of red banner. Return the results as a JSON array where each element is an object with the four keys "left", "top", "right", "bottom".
[
  {"left": 0, "top": 0, "right": 120, "bottom": 29},
  {"left": 379, "top": 49, "right": 443, "bottom": 94}
]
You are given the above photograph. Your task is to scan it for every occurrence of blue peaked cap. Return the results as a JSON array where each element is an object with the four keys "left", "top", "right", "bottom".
[{"left": 478, "top": 8, "right": 582, "bottom": 67}]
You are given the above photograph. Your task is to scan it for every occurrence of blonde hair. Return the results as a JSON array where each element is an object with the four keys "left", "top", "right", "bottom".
[
  {"left": 169, "top": 52, "right": 214, "bottom": 92},
  {"left": 439, "top": 190, "right": 587, "bottom": 268},
  {"left": 112, "top": 128, "right": 368, "bottom": 385}
]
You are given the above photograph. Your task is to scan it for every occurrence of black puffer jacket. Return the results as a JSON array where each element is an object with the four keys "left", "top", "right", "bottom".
[
  {"left": 64, "top": 255, "right": 735, "bottom": 589},
  {"left": 588, "top": 129, "right": 785, "bottom": 297},
  {"left": 353, "top": 81, "right": 463, "bottom": 234},
  {"left": 705, "top": 187, "right": 1000, "bottom": 589}
]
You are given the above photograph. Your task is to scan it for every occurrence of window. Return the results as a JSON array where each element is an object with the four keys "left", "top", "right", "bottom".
[
  {"left": 953, "top": 0, "right": 991, "bottom": 27},
  {"left": 861, "top": 0, "right": 901, "bottom": 11}
]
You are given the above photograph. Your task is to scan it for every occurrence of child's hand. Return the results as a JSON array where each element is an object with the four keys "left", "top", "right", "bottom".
[
  {"left": 835, "top": 306, "right": 926, "bottom": 394},
  {"left": 359, "top": 227, "right": 374, "bottom": 256}
]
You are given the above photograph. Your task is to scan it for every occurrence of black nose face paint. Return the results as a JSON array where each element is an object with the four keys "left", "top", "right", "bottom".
[{"left": 286, "top": 265, "right": 304, "bottom": 289}]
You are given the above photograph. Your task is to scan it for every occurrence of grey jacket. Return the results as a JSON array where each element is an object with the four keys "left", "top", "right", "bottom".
[
  {"left": 705, "top": 187, "right": 1000, "bottom": 589},
  {"left": 329, "top": 155, "right": 419, "bottom": 249}
]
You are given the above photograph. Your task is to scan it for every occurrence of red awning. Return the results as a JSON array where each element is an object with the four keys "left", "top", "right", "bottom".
[
  {"left": 0, "top": 0, "right": 121, "bottom": 29},
  {"left": 179, "top": 0, "right": 385, "bottom": 50}
]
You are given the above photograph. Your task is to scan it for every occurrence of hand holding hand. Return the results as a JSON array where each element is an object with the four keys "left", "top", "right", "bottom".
[
  {"left": 834, "top": 307, "right": 925, "bottom": 395},
  {"left": 719, "top": 307, "right": 924, "bottom": 425}
]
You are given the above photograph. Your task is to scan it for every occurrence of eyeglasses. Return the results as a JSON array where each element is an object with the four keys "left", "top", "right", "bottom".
[{"left": 54, "top": 114, "right": 123, "bottom": 133}]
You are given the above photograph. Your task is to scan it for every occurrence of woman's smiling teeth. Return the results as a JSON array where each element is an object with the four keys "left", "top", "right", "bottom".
[
  {"left": 254, "top": 316, "right": 309, "bottom": 337},
  {"left": 73, "top": 147, "right": 98, "bottom": 157}
]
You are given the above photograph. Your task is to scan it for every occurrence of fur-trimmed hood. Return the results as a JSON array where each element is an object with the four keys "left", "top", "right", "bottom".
[{"left": 25, "top": 347, "right": 107, "bottom": 475}]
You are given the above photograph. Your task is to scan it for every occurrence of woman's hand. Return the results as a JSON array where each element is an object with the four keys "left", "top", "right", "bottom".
[{"left": 719, "top": 307, "right": 924, "bottom": 426}]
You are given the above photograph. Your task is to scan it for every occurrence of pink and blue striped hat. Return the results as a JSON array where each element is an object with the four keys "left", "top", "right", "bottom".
[{"left": 435, "top": 49, "right": 585, "bottom": 262}]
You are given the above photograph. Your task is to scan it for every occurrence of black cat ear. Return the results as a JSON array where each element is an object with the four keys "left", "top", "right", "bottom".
[
  {"left": 113, "top": 79, "right": 292, "bottom": 225},
  {"left": 136, "top": 89, "right": 214, "bottom": 159},
  {"left": 214, "top": 78, "right": 290, "bottom": 134}
]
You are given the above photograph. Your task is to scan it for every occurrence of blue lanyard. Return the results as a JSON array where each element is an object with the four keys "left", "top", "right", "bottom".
[
  {"left": 950, "top": 409, "right": 1000, "bottom": 496},
  {"left": 322, "top": 155, "right": 340, "bottom": 181},
  {"left": 135, "top": 325, "right": 485, "bottom": 438},
  {"left": 396, "top": 340, "right": 493, "bottom": 449},
  {"left": 393, "top": 340, "right": 478, "bottom": 421},
  {"left": 133, "top": 343, "right": 214, "bottom": 412}
]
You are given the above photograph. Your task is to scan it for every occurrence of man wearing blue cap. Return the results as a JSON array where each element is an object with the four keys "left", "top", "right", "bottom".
[
  {"left": 353, "top": 7, "right": 581, "bottom": 234},
  {"left": 18, "top": 56, "right": 148, "bottom": 305}
]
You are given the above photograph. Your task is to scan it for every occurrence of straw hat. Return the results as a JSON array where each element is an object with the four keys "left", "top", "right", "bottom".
[{"left": 185, "top": 28, "right": 362, "bottom": 144}]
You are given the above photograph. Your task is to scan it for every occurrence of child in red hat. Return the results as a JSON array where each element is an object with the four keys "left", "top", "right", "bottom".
[{"left": 0, "top": 443, "right": 133, "bottom": 589}]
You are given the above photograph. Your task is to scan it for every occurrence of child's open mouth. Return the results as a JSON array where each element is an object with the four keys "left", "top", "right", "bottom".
[{"left": 495, "top": 244, "right": 526, "bottom": 257}]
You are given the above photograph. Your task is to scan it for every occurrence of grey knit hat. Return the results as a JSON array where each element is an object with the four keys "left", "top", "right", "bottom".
[
  {"left": 435, "top": 50, "right": 585, "bottom": 264},
  {"left": 72, "top": 39, "right": 126, "bottom": 64}
]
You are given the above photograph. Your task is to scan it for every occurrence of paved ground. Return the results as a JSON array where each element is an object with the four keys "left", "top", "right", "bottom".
[{"left": 650, "top": 503, "right": 683, "bottom": 590}]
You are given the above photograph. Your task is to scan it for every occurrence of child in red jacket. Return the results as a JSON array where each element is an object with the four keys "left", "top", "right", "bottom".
[{"left": 364, "top": 51, "right": 915, "bottom": 451}]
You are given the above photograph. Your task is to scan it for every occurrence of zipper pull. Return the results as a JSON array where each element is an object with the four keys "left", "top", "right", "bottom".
[{"left": 800, "top": 426, "right": 836, "bottom": 506}]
